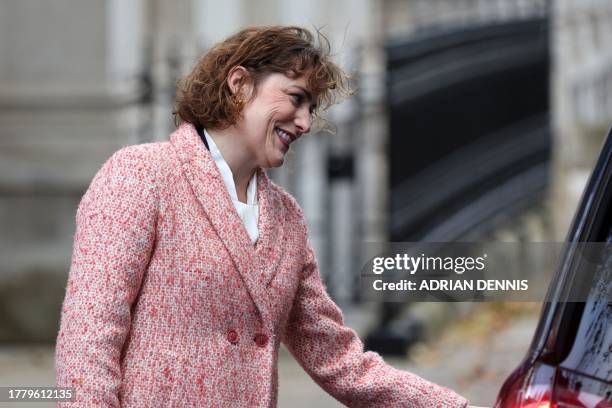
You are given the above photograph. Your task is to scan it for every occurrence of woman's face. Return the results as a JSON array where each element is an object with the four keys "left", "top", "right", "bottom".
[{"left": 236, "top": 72, "right": 316, "bottom": 168}]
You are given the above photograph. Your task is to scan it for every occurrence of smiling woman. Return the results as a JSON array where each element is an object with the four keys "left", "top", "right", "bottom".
[
  {"left": 210, "top": 70, "right": 313, "bottom": 173},
  {"left": 54, "top": 26, "right": 470, "bottom": 407},
  {"left": 173, "top": 26, "right": 344, "bottom": 201}
]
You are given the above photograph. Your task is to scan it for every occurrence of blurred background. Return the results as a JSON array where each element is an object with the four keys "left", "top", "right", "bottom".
[{"left": 1, "top": 0, "right": 611, "bottom": 406}]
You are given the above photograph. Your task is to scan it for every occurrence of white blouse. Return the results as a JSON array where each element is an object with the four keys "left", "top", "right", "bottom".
[{"left": 203, "top": 129, "right": 259, "bottom": 244}]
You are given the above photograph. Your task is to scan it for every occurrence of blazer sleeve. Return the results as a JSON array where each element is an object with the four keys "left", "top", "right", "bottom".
[
  {"left": 55, "top": 147, "right": 159, "bottom": 407},
  {"left": 281, "top": 244, "right": 469, "bottom": 408}
]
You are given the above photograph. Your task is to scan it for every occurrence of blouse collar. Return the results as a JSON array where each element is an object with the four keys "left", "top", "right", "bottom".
[{"left": 203, "top": 129, "right": 258, "bottom": 206}]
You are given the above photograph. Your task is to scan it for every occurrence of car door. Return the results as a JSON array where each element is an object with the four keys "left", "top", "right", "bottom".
[{"left": 495, "top": 127, "right": 612, "bottom": 408}]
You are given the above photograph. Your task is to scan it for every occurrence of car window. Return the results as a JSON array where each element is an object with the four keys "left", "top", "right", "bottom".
[{"left": 560, "top": 228, "right": 612, "bottom": 383}]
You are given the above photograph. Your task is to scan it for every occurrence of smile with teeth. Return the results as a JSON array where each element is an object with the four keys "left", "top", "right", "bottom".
[{"left": 275, "top": 127, "right": 294, "bottom": 147}]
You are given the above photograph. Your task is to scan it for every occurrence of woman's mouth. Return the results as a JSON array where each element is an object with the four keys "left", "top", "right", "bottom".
[{"left": 275, "top": 127, "right": 294, "bottom": 148}]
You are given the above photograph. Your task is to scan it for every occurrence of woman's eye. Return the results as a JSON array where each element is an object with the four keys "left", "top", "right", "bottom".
[{"left": 290, "top": 94, "right": 303, "bottom": 106}]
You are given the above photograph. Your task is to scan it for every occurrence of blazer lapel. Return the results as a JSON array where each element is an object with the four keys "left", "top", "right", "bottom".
[
  {"left": 254, "top": 170, "right": 286, "bottom": 288},
  {"left": 169, "top": 123, "right": 285, "bottom": 327}
]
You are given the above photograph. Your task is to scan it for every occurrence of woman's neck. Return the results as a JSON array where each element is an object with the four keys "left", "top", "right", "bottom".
[{"left": 206, "top": 127, "right": 255, "bottom": 203}]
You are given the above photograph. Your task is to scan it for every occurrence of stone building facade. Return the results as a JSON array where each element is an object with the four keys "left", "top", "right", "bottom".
[{"left": 551, "top": 0, "right": 612, "bottom": 238}]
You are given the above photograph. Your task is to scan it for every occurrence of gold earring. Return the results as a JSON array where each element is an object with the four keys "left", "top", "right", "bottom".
[{"left": 233, "top": 95, "right": 245, "bottom": 106}]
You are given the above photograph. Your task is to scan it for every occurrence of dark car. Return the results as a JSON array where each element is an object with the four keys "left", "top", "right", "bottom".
[{"left": 495, "top": 128, "right": 612, "bottom": 407}]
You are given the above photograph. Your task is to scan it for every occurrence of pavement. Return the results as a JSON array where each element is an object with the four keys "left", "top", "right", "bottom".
[{"left": 0, "top": 303, "right": 539, "bottom": 407}]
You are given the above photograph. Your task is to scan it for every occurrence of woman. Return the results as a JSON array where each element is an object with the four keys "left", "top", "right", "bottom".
[{"left": 55, "top": 26, "right": 469, "bottom": 407}]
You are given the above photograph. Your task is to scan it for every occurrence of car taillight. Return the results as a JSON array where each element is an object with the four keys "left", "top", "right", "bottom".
[
  {"left": 552, "top": 369, "right": 612, "bottom": 408},
  {"left": 495, "top": 362, "right": 555, "bottom": 408},
  {"left": 496, "top": 363, "right": 612, "bottom": 408}
]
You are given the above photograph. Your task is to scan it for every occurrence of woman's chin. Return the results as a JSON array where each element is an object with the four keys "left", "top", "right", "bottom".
[
  {"left": 273, "top": 147, "right": 290, "bottom": 166},
  {"left": 270, "top": 157, "right": 285, "bottom": 168},
  {"left": 261, "top": 154, "right": 285, "bottom": 169}
]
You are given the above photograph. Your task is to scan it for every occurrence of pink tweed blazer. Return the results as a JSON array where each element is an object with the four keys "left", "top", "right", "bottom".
[{"left": 55, "top": 123, "right": 468, "bottom": 407}]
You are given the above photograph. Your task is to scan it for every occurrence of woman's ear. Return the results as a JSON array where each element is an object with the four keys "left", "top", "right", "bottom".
[{"left": 227, "top": 66, "right": 253, "bottom": 100}]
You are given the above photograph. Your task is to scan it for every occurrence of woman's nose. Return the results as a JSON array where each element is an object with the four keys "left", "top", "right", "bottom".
[{"left": 294, "top": 108, "right": 311, "bottom": 134}]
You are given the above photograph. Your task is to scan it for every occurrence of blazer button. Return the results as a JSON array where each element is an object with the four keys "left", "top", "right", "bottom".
[
  {"left": 226, "top": 329, "right": 239, "bottom": 344},
  {"left": 254, "top": 333, "right": 269, "bottom": 348}
]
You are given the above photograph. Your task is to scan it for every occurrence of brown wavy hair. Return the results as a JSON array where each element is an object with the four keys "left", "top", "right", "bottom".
[{"left": 174, "top": 26, "right": 350, "bottom": 130}]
